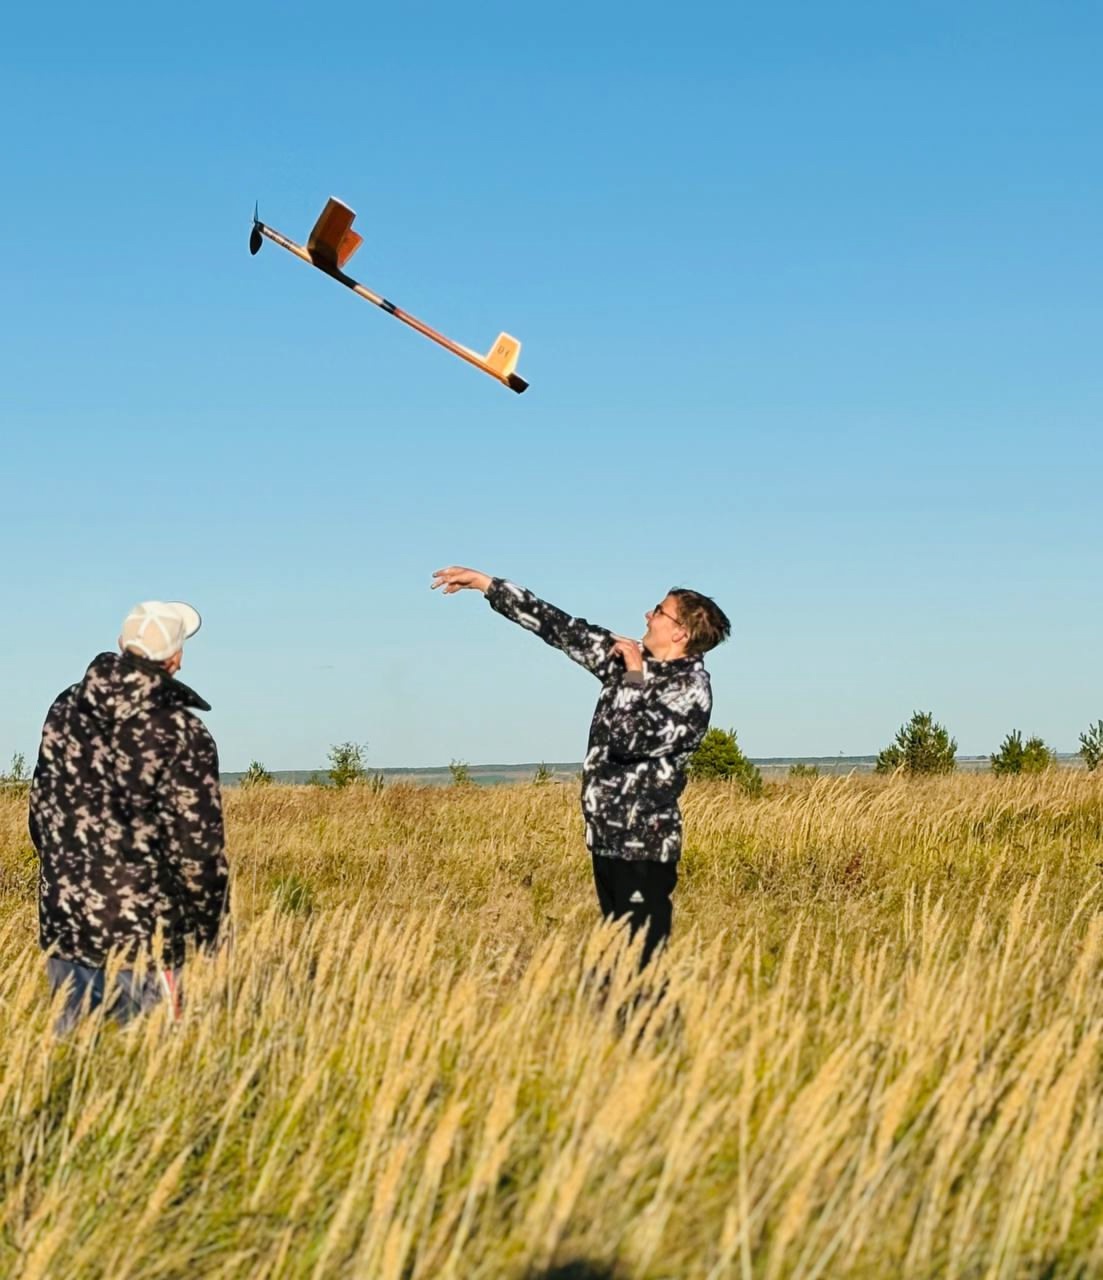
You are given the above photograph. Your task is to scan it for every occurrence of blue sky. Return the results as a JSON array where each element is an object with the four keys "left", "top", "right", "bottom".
[{"left": 2, "top": 1, "right": 1099, "bottom": 771}]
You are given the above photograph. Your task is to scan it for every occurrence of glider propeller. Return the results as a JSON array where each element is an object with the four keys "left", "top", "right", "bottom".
[{"left": 250, "top": 198, "right": 528, "bottom": 394}]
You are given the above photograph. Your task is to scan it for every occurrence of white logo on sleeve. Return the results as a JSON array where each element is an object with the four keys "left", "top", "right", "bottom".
[{"left": 628, "top": 890, "right": 645, "bottom": 904}]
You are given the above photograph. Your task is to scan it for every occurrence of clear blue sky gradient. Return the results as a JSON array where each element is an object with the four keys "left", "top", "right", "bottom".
[{"left": 2, "top": 2, "right": 1099, "bottom": 770}]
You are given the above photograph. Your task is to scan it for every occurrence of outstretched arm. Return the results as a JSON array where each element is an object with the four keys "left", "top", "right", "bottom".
[{"left": 432, "top": 566, "right": 625, "bottom": 683}]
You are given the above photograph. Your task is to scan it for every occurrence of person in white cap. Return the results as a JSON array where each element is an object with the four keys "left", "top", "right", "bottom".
[{"left": 29, "top": 601, "right": 229, "bottom": 1032}]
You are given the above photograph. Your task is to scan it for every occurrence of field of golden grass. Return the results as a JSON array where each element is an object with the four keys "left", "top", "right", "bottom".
[{"left": 2, "top": 771, "right": 1103, "bottom": 1278}]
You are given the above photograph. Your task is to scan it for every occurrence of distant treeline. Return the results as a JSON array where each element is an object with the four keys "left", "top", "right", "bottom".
[{"left": 219, "top": 753, "right": 1086, "bottom": 787}]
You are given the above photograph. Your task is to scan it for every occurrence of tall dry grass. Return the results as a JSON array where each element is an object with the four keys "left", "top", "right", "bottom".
[{"left": 2, "top": 770, "right": 1103, "bottom": 1277}]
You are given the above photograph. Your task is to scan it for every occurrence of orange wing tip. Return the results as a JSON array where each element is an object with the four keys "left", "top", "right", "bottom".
[
  {"left": 337, "top": 229, "right": 363, "bottom": 268},
  {"left": 307, "top": 197, "right": 359, "bottom": 269}
]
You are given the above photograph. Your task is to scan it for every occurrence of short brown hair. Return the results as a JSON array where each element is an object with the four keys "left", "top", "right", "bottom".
[{"left": 668, "top": 588, "right": 731, "bottom": 656}]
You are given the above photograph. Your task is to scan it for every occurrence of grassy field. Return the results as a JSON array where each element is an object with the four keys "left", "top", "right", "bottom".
[{"left": 2, "top": 771, "right": 1103, "bottom": 1278}]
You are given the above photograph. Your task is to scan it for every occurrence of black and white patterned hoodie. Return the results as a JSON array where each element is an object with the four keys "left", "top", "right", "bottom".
[
  {"left": 29, "top": 651, "right": 229, "bottom": 968},
  {"left": 487, "top": 579, "right": 712, "bottom": 862}
]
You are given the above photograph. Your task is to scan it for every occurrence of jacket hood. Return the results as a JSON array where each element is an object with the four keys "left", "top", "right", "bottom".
[{"left": 75, "top": 652, "right": 211, "bottom": 729}]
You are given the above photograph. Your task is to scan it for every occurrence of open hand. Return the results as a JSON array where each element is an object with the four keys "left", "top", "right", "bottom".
[
  {"left": 609, "top": 636, "right": 644, "bottom": 672},
  {"left": 431, "top": 566, "right": 492, "bottom": 595}
]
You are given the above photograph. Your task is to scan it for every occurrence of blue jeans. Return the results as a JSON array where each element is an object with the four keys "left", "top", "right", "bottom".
[{"left": 46, "top": 957, "right": 183, "bottom": 1034}]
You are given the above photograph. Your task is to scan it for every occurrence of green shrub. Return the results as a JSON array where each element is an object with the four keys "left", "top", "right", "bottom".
[
  {"left": 876, "top": 711, "right": 956, "bottom": 776},
  {"left": 991, "top": 731, "right": 1055, "bottom": 776},
  {"left": 449, "top": 760, "right": 474, "bottom": 788},
  {"left": 688, "top": 728, "right": 762, "bottom": 795},
  {"left": 328, "top": 742, "right": 368, "bottom": 789},
  {"left": 0, "top": 753, "right": 29, "bottom": 796},
  {"left": 1080, "top": 721, "right": 1103, "bottom": 773},
  {"left": 241, "top": 761, "right": 274, "bottom": 788}
]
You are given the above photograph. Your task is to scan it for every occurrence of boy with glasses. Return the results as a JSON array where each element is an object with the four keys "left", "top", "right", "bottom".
[{"left": 432, "top": 567, "right": 730, "bottom": 963}]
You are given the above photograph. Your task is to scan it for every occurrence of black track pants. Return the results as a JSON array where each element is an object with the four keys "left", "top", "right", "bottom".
[{"left": 591, "top": 853, "right": 678, "bottom": 967}]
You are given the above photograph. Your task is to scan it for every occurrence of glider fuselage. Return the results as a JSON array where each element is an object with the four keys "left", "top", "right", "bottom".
[{"left": 251, "top": 202, "right": 528, "bottom": 394}]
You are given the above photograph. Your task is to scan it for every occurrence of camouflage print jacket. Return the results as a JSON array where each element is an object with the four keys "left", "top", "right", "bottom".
[
  {"left": 487, "top": 580, "right": 712, "bottom": 863},
  {"left": 29, "top": 651, "right": 229, "bottom": 968}
]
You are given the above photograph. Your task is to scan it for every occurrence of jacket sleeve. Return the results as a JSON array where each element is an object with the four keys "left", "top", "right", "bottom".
[
  {"left": 27, "top": 690, "right": 72, "bottom": 854},
  {"left": 161, "top": 720, "right": 229, "bottom": 949},
  {"left": 486, "top": 578, "right": 620, "bottom": 683},
  {"left": 606, "top": 670, "right": 712, "bottom": 762}
]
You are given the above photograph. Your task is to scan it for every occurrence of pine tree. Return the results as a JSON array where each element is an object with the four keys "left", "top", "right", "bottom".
[
  {"left": 991, "top": 731, "right": 1054, "bottom": 775},
  {"left": 1080, "top": 720, "right": 1103, "bottom": 772},
  {"left": 241, "top": 760, "right": 274, "bottom": 788},
  {"left": 1021, "top": 736, "right": 1056, "bottom": 774},
  {"left": 688, "top": 728, "right": 762, "bottom": 795},
  {"left": 328, "top": 742, "right": 367, "bottom": 788},
  {"left": 0, "top": 752, "right": 29, "bottom": 794},
  {"left": 449, "top": 760, "right": 473, "bottom": 787},
  {"left": 876, "top": 711, "right": 956, "bottom": 776}
]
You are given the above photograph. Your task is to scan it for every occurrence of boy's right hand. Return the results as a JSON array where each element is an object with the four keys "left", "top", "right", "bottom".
[{"left": 431, "top": 566, "right": 493, "bottom": 595}]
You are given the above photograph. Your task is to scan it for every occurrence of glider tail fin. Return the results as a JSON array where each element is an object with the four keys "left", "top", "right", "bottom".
[
  {"left": 485, "top": 333, "right": 528, "bottom": 393},
  {"left": 485, "top": 333, "right": 521, "bottom": 379},
  {"left": 486, "top": 334, "right": 527, "bottom": 392}
]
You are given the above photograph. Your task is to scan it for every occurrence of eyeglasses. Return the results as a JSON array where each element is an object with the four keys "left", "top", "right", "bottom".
[{"left": 651, "top": 603, "right": 681, "bottom": 626}]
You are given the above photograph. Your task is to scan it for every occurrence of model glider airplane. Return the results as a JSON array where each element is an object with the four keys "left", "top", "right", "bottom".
[{"left": 249, "top": 198, "right": 528, "bottom": 394}]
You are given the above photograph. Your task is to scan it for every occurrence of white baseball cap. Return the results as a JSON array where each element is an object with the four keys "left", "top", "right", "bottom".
[{"left": 120, "top": 601, "right": 202, "bottom": 661}]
